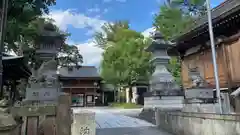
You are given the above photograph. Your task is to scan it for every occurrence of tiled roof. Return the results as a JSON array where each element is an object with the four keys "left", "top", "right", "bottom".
[
  {"left": 174, "top": 0, "right": 240, "bottom": 42},
  {"left": 58, "top": 66, "right": 101, "bottom": 78}
]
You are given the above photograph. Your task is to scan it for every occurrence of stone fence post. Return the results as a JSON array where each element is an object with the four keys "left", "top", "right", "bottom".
[
  {"left": 56, "top": 93, "right": 72, "bottom": 135},
  {"left": 71, "top": 110, "right": 95, "bottom": 135}
]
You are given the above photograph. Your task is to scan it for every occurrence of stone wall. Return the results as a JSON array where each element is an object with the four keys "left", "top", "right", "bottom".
[
  {"left": 155, "top": 110, "right": 240, "bottom": 135},
  {"left": 182, "top": 103, "right": 221, "bottom": 113}
]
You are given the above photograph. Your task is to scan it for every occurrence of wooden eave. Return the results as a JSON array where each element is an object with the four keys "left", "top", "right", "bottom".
[
  {"left": 169, "top": 0, "right": 240, "bottom": 56},
  {"left": 3, "top": 56, "right": 31, "bottom": 80},
  {"left": 174, "top": 0, "right": 240, "bottom": 42}
]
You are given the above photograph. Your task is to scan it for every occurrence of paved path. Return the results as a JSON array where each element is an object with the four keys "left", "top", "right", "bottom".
[{"left": 72, "top": 107, "right": 173, "bottom": 135}]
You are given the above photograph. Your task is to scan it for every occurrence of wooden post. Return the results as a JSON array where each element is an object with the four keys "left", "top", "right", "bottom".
[
  {"left": 221, "top": 44, "right": 232, "bottom": 89},
  {"left": 56, "top": 93, "right": 72, "bottom": 135}
]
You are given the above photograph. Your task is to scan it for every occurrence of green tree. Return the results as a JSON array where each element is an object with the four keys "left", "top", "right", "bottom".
[
  {"left": 1, "top": 0, "right": 83, "bottom": 68},
  {"left": 101, "top": 28, "right": 153, "bottom": 102},
  {"left": 5, "top": 0, "right": 56, "bottom": 51},
  {"left": 170, "top": 0, "right": 206, "bottom": 16},
  {"left": 153, "top": 0, "right": 206, "bottom": 40},
  {"left": 153, "top": 6, "right": 193, "bottom": 40},
  {"left": 58, "top": 44, "right": 83, "bottom": 67},
  {"left": 94, "top": 20, "right": 130, "bottom": 49},
  {"left": 168, "top": 57, "right": 182, "bottom": 85}
]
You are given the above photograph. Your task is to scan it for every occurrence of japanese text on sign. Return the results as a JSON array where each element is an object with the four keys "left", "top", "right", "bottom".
[{"left": 79, "top": 126, "right": 90, "bottom": 135}]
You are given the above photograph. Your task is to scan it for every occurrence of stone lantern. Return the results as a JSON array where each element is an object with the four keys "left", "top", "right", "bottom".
[
  {"left": 24, "top": 23, "right": 64, "bottom": 104},
  {"left": 144, "top": 31, "right": 184, "bottom": 110},
  {"left": 35, "top": 23, "right": 63, "bottom": 61}
]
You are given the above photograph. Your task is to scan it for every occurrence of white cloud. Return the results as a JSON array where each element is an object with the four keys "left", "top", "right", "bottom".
[
  {"left": 46, "top": 9, "right": 155, "bottom": 67},
  {"left": 142, "top": 27, "right": 155, "bottom": 37},
  {"left": 46, "top": 9, "right": 106, "bottom": 34},
  {"left": 73, "top": 40, "right": 104, "bottom": 66}
]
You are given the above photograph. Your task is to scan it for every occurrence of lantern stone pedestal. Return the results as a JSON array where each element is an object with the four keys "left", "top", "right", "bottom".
[
  {"left": 23, "top": 23, "right": 63, "bottom": 104},
  {"left": 144, "top": 32, "right": 184, "bottom": 110}
]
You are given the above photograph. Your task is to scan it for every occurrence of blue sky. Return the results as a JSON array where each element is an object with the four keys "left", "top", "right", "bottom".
[{"left": 47, "top": 0, "right": 224, "bottom": 66}]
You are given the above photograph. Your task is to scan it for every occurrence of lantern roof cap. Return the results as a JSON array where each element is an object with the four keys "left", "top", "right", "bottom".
[{"left": 146, "top": 31, "right": 175, "bottom": 52}]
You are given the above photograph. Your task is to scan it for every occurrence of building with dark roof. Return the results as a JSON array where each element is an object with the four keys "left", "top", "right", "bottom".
[
  {"left": 58, "top": 66, "right": 103, "bottom": 107},
  {"left": 1, "top": 53, "right": 31, "bottom": 101},
  {"left": 168, "top": 0, "right": 240, "bottom": 112},
  {"left": 169, "top": 0, "right": 240, "bottom": 90}
]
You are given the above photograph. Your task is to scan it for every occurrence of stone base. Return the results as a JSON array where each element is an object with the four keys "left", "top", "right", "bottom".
[{"left": 144, "top": 94, "right": 184, "bottom": 110}]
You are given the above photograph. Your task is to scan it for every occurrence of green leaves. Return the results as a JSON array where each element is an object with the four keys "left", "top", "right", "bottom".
[
  {"left": 3, "top": 1, "right": 83, "bottom": 68},
  {"left": 153, "top": 0, "right": 206, "bottom": 40},
  {"left": 100, "top": 24, "right": 153, "bottom": 87},
  {"left": 58, "top": 44, "right": 83, "bottom": 67},
  {"left": 168, "top": 57, "right": 182, "bottom": 85},
  {"left": 153, "top": 7, "right": 191, "bottom": 40},
  {"left": 94, "top": 20, "right": 130, "bottom": 49},
  {"left": 5, "top": 0, "right": 56, "bottom": 51}
]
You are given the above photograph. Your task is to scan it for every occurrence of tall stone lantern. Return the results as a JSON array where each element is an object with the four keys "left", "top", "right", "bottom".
[
  {"left": 24, "top": 23, "right": 64, "bottom": 104},
  {"left": 35, "top": 23, "right": 63, "bottom": 61},
  {"left": 144, "top": 32, "right": 184, "bottom": 109}
]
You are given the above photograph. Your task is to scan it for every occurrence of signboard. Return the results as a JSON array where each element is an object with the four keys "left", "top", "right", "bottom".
[{"left": 25, "top": 88, "right": 58, "bottom": 101}]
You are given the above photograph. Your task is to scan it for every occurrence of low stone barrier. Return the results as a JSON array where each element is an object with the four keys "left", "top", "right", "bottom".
[{"left": 155, "top": 109, "right": 240, "bottom": 135}]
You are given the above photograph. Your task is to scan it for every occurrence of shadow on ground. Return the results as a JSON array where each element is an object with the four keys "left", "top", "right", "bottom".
[
  {"left": 96, "top": 126, "right": 172, "bottom": 135},
  {"left": 128, "top": 108, "right": 156, "bottom": 125}
]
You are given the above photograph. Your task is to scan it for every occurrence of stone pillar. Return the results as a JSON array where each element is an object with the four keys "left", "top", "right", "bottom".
[
  {"left": 71, "top": 110, "right": 96, "bottom": 135},
  {"left": 56, "top": 93, "right": 72, "bottom": 135}
]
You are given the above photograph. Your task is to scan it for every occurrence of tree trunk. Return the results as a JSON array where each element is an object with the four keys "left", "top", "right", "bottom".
[{"left": 128, "top": 86, "right": 133, "bottom": 103}]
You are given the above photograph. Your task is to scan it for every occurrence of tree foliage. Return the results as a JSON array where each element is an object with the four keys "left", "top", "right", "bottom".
[
  {"left": 3, "top": 0, "right": 83, "bottom": 68},
  {"left": 153, "top": 0, "right": 206, "bottom": 40},
  {"left": 170, "top": 0, "right": 206, "bottom": 16},
  {"left": 153, "top": 6, "right": 193, "bottom": 40},
  {"left": 99, "top": 22, "right": 153, "bottom": 89},
  {"left": 58, "top": 44, "right": 83, "bottom": 67},
  {"left": 94, "top": 21, "right": 130, "bottom": 49},
  {"left": 168, "top": 57, "right": 182, "bottom": 85},
  {"left": 5, "top": 0, "right": 56, "bottom": 51}
]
